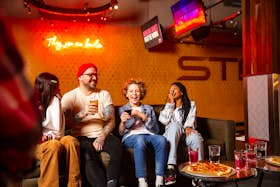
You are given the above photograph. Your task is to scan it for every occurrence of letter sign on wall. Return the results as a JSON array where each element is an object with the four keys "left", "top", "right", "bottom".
[{"left": 178, "top": 56, "right": 242, "bottom": 81}]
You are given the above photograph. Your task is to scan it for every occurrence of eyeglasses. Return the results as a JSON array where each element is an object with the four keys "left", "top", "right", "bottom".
[{"left": 82, "top": 73, "right": 98, "bottom": 78}]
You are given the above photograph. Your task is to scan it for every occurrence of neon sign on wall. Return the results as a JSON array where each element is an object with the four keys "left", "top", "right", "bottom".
[{"left": 46, "top": 35, "right": 103, "bottom": 51}]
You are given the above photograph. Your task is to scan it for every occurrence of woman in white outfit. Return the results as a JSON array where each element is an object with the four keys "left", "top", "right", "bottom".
[{"left": 159, "top": 82, "right": 204, "bottom": 185}]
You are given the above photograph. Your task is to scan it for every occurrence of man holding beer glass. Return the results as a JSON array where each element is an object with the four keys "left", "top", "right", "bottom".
[{"left": 62, "top": 63, "right": 122, "bottom": 187}]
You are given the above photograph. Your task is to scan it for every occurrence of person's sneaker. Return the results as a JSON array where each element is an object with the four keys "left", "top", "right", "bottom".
[
  {"left": 164, "top": 168, "right": 176, "bottom": 185},
  {"left": 191, "top": 179, "right": 202, "bottom": 187},
  {"left": 107, "top": 179, "right": 118, "bottom": 187}
]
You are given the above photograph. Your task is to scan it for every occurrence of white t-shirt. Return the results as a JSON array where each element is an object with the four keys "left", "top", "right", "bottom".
[
  {"left": 42, "top": 96, "right": 65, "bottom": 139},
  {"left": 61, "top": 87, "right": 113, "bottom": 138}
]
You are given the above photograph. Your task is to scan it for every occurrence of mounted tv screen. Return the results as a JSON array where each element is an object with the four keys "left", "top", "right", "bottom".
[
  {"left": 171, "top": 0, "right": 206, "bottom": 35},
  {"left": 140, "top": 16, "right": 164, "bottom": 49}
]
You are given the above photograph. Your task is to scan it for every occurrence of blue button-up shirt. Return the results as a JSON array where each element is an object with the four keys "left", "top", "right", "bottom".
[{"left": 119, "top": 103, "right": 159, "bottom": 141}]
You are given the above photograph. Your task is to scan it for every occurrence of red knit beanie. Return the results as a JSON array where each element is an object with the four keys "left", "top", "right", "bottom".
[{"left": 76, "top": 63, "right": 97, "bottom": 79}]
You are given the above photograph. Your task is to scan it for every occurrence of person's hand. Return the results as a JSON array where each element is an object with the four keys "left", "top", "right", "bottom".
[
  {"left": 93, "top": 135, "right": 105, "bottom": 151},
  {"left": 41, "top": 134, "right": 54, "bottom": 142},
  {"left": 41, "top": 135, "right": 49, "bottom": 142},
  {"left": 88, "top": 103, "right": 98, "bottom": 115},
  {"left": 120, "top": 111, "right": 131, "bottom": 123},
  {"left": 167, "top": 91, "right": 175, "bottom": 104},
  {"left": 131, "top": 110, "right": 147, "bottom": 122},
  {"left": 185, "top": 127, "right": 198, "bottom": 136},
  {"left": 131, "top": 109, "right": 138, "bottom": 117}
]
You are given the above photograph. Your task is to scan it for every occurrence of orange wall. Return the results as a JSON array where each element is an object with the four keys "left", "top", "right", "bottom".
[{"left": 9, "top": 18, "right": 243, "bottom": 121}]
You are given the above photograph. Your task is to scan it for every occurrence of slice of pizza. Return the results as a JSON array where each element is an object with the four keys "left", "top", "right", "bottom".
[{"left": 213, "top": 163, "right": 232, "bottom": 176}]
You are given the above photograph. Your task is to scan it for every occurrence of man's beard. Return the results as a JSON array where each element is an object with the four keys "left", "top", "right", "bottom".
[{"left": 85, "top": 80, "right": 97, "bottom": 90}]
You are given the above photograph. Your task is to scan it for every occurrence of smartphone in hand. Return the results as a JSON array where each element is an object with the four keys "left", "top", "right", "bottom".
[{"left": 125, "top": 109, "right": 132, "bottom": 115}]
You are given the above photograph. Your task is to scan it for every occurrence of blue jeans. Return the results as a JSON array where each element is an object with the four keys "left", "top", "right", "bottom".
[
  {"left": 123, "top": 134, "right": 167, "bottom": 178},
  {"left": 163, "top": 122, "right": 204, "bottom": 165}
]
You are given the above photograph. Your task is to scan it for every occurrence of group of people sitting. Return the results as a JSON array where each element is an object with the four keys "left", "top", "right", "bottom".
[
  {"left": 34, "top": 62, "right": 204, "bottom": 187},
  {"left": 0, "top": 16, "right": 203, "bottom": 187}
]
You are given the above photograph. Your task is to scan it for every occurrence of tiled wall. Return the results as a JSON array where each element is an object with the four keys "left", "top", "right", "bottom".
[
  {"left": 9, "top": 18, "right": 243, "bottom": 121},
  {"left": 247, "top": 75, "right": 270, "bottom": 140}
]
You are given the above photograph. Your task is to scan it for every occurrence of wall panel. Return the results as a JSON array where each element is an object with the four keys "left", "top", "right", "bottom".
[{"left": 9, "top": 18, "right": 243, "bottom": 121}]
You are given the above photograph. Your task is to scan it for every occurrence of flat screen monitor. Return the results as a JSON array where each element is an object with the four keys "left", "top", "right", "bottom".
[
  {"left": 171, "top": 0, "right": 206, "bottom": 35},
  {"left": 140, "top": 16, "right": 164, "bottom": 49}
]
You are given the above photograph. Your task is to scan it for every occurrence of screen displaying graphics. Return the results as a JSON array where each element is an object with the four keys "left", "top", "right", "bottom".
[
  {"left": 171, "top": 0, "right": 206, "bottom": 35},
  {"left": 141, "top": 16, "right": 164, "bottom": 49}
]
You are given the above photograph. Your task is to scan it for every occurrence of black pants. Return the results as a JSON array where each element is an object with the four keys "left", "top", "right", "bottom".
[{"left": 78, "top": 135, "right": 122, "bottom": 187}]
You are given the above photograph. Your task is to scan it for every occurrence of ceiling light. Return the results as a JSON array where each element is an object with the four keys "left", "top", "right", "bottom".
[{"left": 23, "top": 0, "right": 118, "bottom": 17}]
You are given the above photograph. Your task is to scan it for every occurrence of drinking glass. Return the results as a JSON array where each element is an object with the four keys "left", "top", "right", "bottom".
[
  {"left": 234, "top": 150, "right": 246, "bottom": 170},
  {"left": 188, "top": 147, "right": 198, "bottom": 164},
  {"left": 89, "top": 99, "right": 98, "bottom": 114},
  {"left": 245, "top": 143, "right": 257, "bottom": 168},
  {"left": 255, "top": 141, "right": 267, "bottom": 159},
  {"left": 208, "top": 145, "right": 221, "bottom": 163}
]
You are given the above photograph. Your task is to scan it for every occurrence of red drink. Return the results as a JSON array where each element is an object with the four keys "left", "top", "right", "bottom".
[
  {"left": 188, "top": 150, "right": 198, "bottom": 163},
  {"left": 246, "top": 151, "right": 257, "bottom": 168},
  {"left": 247, "top": 152, "right": 256, "bottom": 159},
  {"left": 235, "top": 157, "right": 246, "bottom": 170},
  {"left": 247, "top": 159, "right": 256, "bottom": 168},
  {"left": 234, "top": 150, "right": 246, "bottom": 170}
]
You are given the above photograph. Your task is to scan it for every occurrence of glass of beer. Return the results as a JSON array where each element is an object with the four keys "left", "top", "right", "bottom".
[{"left": 89, "top": 99, "right": 98, "bottom": 114}]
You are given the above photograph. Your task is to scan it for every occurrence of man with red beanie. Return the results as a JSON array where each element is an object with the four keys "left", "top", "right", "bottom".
[{"left": 61, "top": 63, "right": 122, "bottom": 187}]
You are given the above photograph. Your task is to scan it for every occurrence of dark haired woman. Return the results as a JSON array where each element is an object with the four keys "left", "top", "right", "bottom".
[
  {"left": 119, "top": 78, "right": 167, "bottom": 187},
  {"left": 159, "top": 82, "right": 204, "bottom": 185},
  {"left": 34, "top": 72, "right": 81, "bottom": 187}
]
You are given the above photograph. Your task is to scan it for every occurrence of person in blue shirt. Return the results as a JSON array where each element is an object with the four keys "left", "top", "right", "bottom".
[{"left": 119, "top": 78, "right": 167, "bottom": 187}]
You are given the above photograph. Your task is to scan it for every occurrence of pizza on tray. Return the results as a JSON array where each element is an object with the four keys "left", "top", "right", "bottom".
[
  {"left": 271, "top": 157, "right": 280, "bottom": 164},
  {"left": 182, "top": 162, "right": 234, "bottom": 177},
  {"left": 265, "top": 156, "right": 280, "bottom": 166}
]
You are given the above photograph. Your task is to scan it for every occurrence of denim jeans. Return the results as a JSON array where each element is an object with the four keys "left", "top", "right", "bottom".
[
  {"left": 123, "top": 134, "right": 167, "bottom": 178},
  {"left": 163, "top": 122, "right": 204, "bottom": 165},
  {"left": 163, "top": 122, "right": 184, "bottom": 165}
]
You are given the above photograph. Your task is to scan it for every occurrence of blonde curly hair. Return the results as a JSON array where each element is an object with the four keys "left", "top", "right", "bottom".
[{"left": 122, "top": 78, "right": 146, "bottom": 100}]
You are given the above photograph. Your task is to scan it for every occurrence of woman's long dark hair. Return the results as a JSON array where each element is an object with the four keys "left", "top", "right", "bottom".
[
  {"left": 171, "top": 82, "right": 191, "bottom": 125},
  {"left": 34, "top": 72, "right": 59, "bottom": 121}
]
